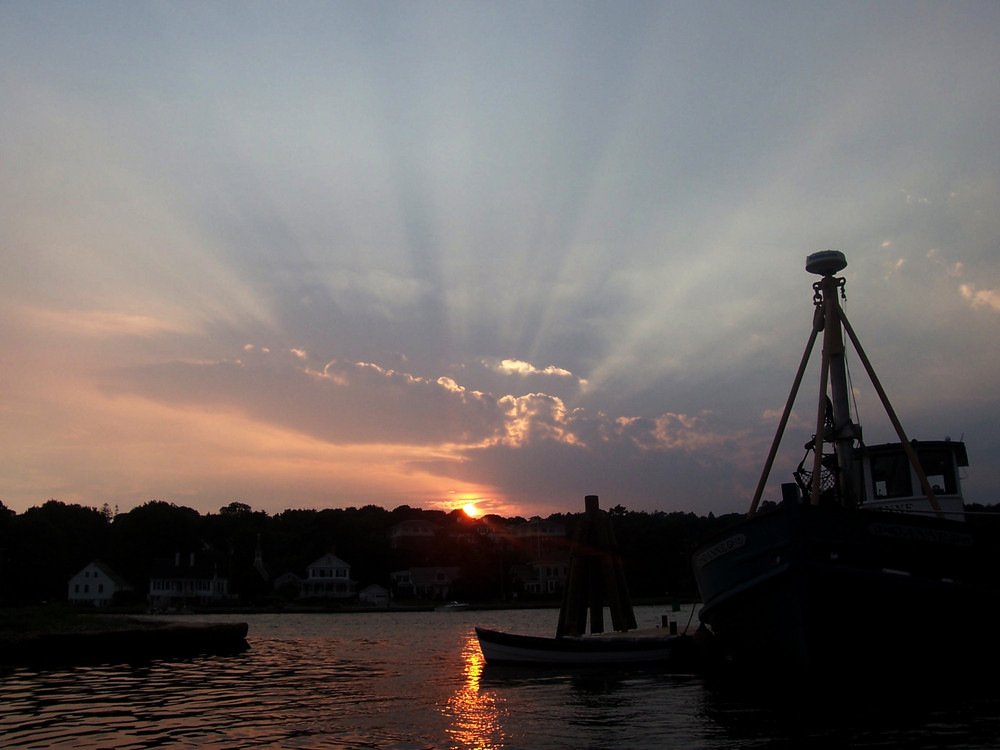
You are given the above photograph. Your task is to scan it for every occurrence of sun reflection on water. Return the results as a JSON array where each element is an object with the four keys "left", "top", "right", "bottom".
[{"left": 444, "top": 632, "right": 506, "bottom": 748}]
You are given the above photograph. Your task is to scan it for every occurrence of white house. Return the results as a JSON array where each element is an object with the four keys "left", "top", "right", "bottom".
[
  {"left": 67, "top": 561, "right": 131, "bottom": 606},
  {"left": 300, "top": 553, "right": 357, "bottom": 599}
]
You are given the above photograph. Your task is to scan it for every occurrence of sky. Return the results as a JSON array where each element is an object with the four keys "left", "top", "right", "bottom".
[{"left": 2, "top": 1, "right": 999, "bottom": 519}]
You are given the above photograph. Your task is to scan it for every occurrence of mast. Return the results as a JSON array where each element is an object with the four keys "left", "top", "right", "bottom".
[
  {"left": 749, "top": 251, "right": 943, "bottom": 516},
  {"left": 806, "top": 251, "right": 859, "bottom": 507}
]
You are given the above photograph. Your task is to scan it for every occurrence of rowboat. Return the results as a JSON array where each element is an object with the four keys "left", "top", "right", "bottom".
[{"left": 475, "top": 626, "right": 680, "bottom": 666}]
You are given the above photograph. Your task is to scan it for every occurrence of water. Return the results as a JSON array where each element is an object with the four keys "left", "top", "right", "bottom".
[{"left": 2, "top": 605, "right": 1000, "bottom": 749}]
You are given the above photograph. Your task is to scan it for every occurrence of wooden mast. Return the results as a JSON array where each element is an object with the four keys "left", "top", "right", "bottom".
[
  {"left": 812, "top": 265, "right": 859, "bottom": 507},
  {"left": 748, "top": 250, "right": 943, "bottom": 516}
]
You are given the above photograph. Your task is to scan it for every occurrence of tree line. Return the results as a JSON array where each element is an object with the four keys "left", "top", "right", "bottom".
[{"left": 0, "top": 498, "right": 747, "bottom": 607}]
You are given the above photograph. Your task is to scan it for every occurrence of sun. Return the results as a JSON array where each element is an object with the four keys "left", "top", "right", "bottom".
[{"left": 462, "top": 503, "right": 479, "bottom": 518}]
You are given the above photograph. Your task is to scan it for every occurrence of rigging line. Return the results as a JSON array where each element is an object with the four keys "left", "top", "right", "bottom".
[
  {"left": 748, "top": 318, "right": 821, "bottom": 516},
  {"left": 683, "top": 601, "right": 697, "bottom": 635},
  {"left": 841, "top": 287, "right": 862, "bottom": 431},
  {"left": 845, "top": 340, "right": 862, "bottom": 432}
]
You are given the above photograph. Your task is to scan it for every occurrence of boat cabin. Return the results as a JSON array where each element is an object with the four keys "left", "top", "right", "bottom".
[{"left": 855, "top": 439, "right": 968, "bottom": 519}]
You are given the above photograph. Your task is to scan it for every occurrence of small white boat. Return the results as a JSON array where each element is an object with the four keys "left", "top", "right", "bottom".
[
  {"left": 475, "top": 626, "right": 681, "bottom": 666},
  {"left": 435, "top": 601, "right": 469, "bottom": 612}
]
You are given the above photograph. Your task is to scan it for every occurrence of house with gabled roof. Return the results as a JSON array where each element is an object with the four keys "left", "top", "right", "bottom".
[
  {"left": 68, "top": 561, "right": 132, "bottom": 606},
  {"left": 300, "top": 552, "right": 357, "bottom": 599}
]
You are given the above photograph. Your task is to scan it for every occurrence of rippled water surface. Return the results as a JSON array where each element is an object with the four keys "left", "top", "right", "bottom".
[{"left": 3, "top": 606, "right": 1000, "bottom": 749}]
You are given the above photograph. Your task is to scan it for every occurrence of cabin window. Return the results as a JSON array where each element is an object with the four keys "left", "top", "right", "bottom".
[
  {"left": 870, "top": 452, "right": 913, "bottom": 499},
  {"left": 918, "top": 449, "right": 957, "bottom": 495}
]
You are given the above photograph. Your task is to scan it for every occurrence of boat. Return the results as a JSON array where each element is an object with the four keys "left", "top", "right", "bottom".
[
  {"left": 691, "top": 251, "right": 1000, "bottom": 677},
  {"left": 435, "top": 601, "right": 469, "bottom": 612},
  {"left": 475, "top": 625, "right": 680, "bottom": 666},
  {"left": 475, "top": 496, "right": 707, "bottom": 669}
]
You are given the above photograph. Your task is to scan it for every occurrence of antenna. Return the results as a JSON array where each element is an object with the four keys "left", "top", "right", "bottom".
[{"left": 805, "top": 250, "right": 847, "bottom": 277}]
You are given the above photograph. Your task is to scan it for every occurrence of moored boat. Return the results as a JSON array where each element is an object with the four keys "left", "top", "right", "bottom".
[
  {"left": 475, "top": 626, "right": 680, "bottom": 666},
  {"left": 435, "top": 601, "right": 469, "bottom": 612},
  {"left": 474, "top": 495, "right": 696, "bottom": 668},
  {"left": 692, "top": 251, "right": 1000, "bottom": 677}
]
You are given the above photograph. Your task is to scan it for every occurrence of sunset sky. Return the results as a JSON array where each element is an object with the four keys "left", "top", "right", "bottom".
[{"left": 3, "top": 2, "right": 999, "bottom": 518}]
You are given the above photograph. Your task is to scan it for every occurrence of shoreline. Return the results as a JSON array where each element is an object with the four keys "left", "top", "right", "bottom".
[
  {"left": 0, "top": 598, "right": 694, "bottom": 667},
  {"left": 140, "top": 595, "right": 693, "bottom": 616}
]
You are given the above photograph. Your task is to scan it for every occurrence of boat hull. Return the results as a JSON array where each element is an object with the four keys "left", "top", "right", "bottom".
[
  {"left": 692, "top": 499, "right": 1000, "bottom": 677},
  {"left": 475, "top": 626, "right": 679, "bottom": 666}
]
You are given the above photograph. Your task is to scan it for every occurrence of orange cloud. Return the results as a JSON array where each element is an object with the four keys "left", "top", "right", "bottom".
[
  {"left": 960, "top": 284, "right": 1000, "bottom": 312},
  {"left": 15, "top": 305, "right": 196, "bottom": 338}
]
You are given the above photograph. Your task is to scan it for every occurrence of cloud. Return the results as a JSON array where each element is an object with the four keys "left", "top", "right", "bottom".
[
  {"left": 107, "top": 349, "right": 720, "bottom": 457},
  {"left": 97, "top": 346, "right": 759, "bottom": 513},
  {"left": 3, "top": 3, "right": 1000, "bottom": 517},
  {"left": 13, "top": 305, "right": 196, "bottom": 339},
  {"left": 494, "top": 359, "right": 575, "bottom": 379},
  {"left": 434, "top": 409, "right": 758, "bottom": 515},
  {"left": 959, "top": 284, "right": 1000, "bottom": 312},
  {"left": 106, "top": 352, "right": 502, "bottom": 448}
]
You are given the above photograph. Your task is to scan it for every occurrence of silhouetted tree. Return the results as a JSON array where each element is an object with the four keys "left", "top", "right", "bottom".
[
  {"left": 202, "top": 503, "right": 270, "bottom": 602},
  {"left": 0, "top": 494, "right": 837, "bottom": 608},
  {"left": 1, "top": 500, "right": 110, "bottom": 602},
  {"left": 109, "top": 500, "right": 203, "bottom": 585}
]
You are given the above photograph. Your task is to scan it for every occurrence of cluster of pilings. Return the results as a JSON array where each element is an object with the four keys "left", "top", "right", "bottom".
[{"left": 555, "top": 495, "right": 637, "bottom": 638}]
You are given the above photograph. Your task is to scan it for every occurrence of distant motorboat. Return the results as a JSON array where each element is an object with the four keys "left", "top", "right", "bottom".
[{"left": 435, "top": 601, "right": 469, "bottom": 612}]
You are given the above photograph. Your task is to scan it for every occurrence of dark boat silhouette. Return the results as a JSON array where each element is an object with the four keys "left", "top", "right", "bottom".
[{"left": 692, "top": 251, "right": 1000, "bottom": 678}]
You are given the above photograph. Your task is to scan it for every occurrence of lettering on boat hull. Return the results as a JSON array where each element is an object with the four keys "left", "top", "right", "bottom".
[
  {"left": 695, "top": 534, "right": 746, "bottom": 567},
  {"left": 867, "top": 522, "right": 974, "bottom": 547}
]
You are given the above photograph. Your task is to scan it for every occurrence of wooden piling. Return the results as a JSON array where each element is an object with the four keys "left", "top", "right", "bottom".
[{"left": 555, "top": 495, "right": 637, "bottom": 638}]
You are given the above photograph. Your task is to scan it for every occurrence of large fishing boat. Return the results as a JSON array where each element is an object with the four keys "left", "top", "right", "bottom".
[{"left": 692, "top": 251, "right": 1000, "bottom": 677}]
